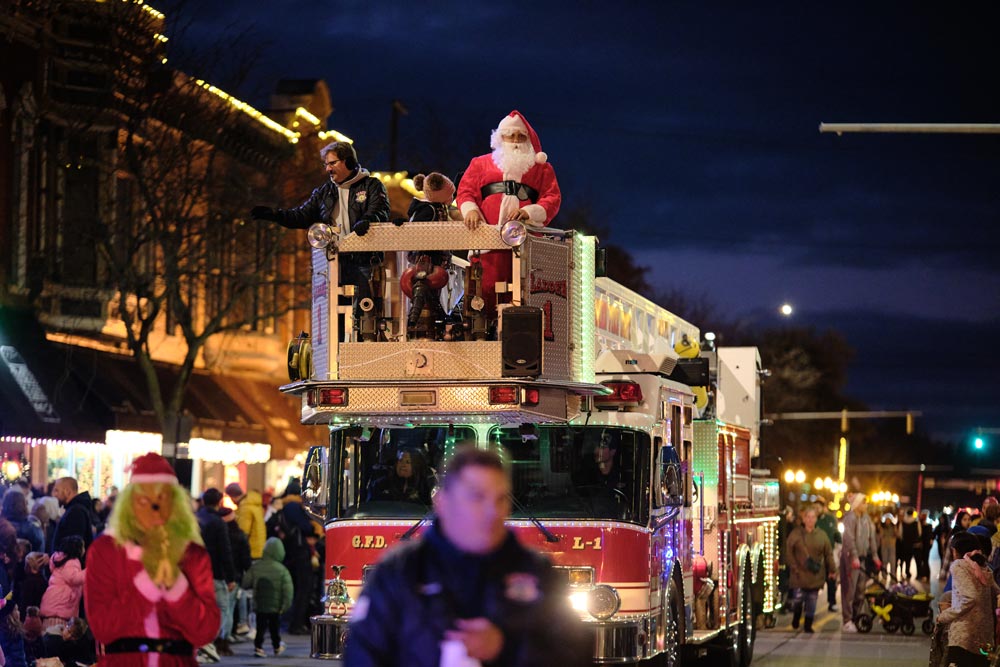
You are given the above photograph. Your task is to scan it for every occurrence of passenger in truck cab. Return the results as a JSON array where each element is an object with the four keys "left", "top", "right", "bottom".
[
  {"left": 592, "top": 430, "right": 626, "bottom": 494},
  {"left": 366, "top": 449, "right": 433, "bottom": 505},
  {"left": 250, "top": 141, "right": 391, "bottom": 337}
]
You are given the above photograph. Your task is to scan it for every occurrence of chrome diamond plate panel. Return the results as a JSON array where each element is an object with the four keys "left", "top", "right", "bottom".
[
  {"left": 338, "top": 341, "right": 501, "bottom": 379},
  {"left": 311, "top": 248, "right": 331, "bottom": 379},
  {"left": 338, "top": 221, "right": 510, "bottom": 252},
  {"left": 300, "top": 385, "right": 568, "bottom": 424},
  {"left": 524, "top": 238, "right": 571, "bottom": 380}
]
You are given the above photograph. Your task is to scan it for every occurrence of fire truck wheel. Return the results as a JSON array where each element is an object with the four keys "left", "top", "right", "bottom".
[{"left": 658, "top": 578, "right": 681, "bottom": 667}]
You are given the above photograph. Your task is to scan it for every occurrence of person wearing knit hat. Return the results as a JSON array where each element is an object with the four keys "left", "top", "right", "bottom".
[
  {"left": 456, "top": 110, "right": 562, "bottom": 319},
  {"left": 84, "top": 452, "right": 220, "bottom": 666}
]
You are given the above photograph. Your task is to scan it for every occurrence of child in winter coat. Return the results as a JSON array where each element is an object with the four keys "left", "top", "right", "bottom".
[
  {"left": 39, "top": 536, "right": 85, "bottom": 630},
  {"left": 243, "top": 537, "right": 293, "bottom": 657}
]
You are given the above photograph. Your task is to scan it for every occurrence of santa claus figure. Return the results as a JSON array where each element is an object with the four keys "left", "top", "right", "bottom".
[
  {"left": 85, "top": 453, "right": 219, "bottom": 666},
  {"left": 457, "top": 110, "right": 561, "bottom": 317}
]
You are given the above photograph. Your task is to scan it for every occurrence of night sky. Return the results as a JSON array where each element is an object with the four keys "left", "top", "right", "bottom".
[{"left": 175, "top": 2, "right": 1000, "bottom": 444}]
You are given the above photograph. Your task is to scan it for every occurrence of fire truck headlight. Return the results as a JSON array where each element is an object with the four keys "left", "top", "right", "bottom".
[
  {"left": 587, "top": 585, "right": 621, "bottom": 620},
  {"left": 500, "top": 220, "right": 528, "bottom": 248},
  {"left": 308, "top": 223, "right": 336, "bottom": 249},
  {"left": 569, "top": 591, "right": 589, "bottom": 613}
]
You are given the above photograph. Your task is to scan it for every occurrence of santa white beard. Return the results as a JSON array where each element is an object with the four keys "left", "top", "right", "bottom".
[
  {"left": 490, "top": 133, "right": 537, "bottom": 222},
  {"left": 490, "top": 134, "right": 536, "bottom": 181}
]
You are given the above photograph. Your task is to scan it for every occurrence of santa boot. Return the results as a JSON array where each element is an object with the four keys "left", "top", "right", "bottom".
[{"left": 804, "top": 616, "right": 814, "bottom": 633}]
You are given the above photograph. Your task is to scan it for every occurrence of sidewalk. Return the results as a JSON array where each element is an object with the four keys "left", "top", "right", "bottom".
[{"left": 219, "top": 630, "right": 315, "bottom": 666}]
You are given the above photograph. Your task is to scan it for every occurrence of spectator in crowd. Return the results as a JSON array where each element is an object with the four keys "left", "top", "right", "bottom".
[
  {"left": 840, "top": 493, "right": 880, "bottom": 633},
  {"left": 243, "top": 537, "right": 293, "bottom": 657},
  {"left": 21, "top": 606, "right": 42, "bottom": 665},
  {"left": 0, "top": 518, "right": 26, "bottom": 667},
  {"left": 879, "top": 512, "right": 898, "bottom": 581},
  {"left": 19, "top": 551, "right": 48, "bottom": 610},
  {"left": 1, "top": 490, "right": 44, "bottom": 554},
  {"left": 899, "top": 507, "right": 920, "bottom": 580},
  {"left": 225, "top": 483, "right": 265, "bottom": 560},
  {"left": 916, "top": 510, "right": 933, "bottom": 581},
  {"left": 976, "top": 498, "right": 998, "bottom": 535},
  {"left": 275, "top": 479, "right": 315, "bottom": 635},
  {"left": 219, "top": 507, "right": 251, "bottom": 643},
  {"left": 934, "top": 511, "right": 953, "bottom": 581},
  {"left": 786, "top": 506, "right": 836, "bottom": 633},
  {"left": 39, "top": 535, "right": 86, "bottom": 630},
  {"left": 813, "top": 499, "right": 841, "bottom": 612},
  {"left": 936, "top": 531, "right": 1000, "bottom": 667},
  {"left": 196, "top": 488, "right": 237, "bottom": 657},
  {"left": 50, "top": 478, "right": 95, "bottom": 564},
  {"left": 30, "top": 497, "right": 59, "bottom": 554}
]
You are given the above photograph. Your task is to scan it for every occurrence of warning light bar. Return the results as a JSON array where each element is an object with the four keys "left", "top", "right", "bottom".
[{"left": 593, "top": 381, "right": 643, "bottom": 409}]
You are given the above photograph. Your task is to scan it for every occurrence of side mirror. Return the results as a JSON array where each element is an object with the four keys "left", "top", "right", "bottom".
[
  {"left": 302, "top": 445, "right": 329, "bottom": 521},
  {"left": 655, "top": 446, "right": 684, "bottom": 508}
]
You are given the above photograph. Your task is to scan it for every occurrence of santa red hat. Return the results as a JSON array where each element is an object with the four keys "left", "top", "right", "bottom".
[
  {"left": 497, "top": 110, "right": 547, "bottom": 164},
  {"left": 129, "top": 452, "right": 178, "bottom": 484}
]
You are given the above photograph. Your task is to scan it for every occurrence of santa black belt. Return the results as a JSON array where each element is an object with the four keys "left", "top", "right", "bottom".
[
  {"left": 103, "top": 637, "right": 194, "bottom": 656},
  {"left": 480, "top": 181, "right": 539, "bottom": 203}
]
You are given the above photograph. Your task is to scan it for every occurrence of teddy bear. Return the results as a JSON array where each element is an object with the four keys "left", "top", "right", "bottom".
[{"left": 84, "top": 453, "right": 219, "bottom": 666}]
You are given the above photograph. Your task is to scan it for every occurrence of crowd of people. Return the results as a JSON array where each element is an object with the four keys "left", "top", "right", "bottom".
[
  {"left": 780, "top": 493, "right": 1000, "bottom": 666},
  {"left": 0, "top": 474, "right": 323, "bottom": 666}
]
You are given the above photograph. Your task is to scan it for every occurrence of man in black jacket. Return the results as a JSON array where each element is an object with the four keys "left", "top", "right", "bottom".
[
  {"left": 197, "top": 488, "right": 237, "bottom": 656},
  {"left": 51, "top": 477, "right": 95, "bottom": 564},
  {"left": 345, "top": 447, "right": 590, "bottom": 667},
  {"left": 252, "top": 141, "right": 391, "bottom": 338}
]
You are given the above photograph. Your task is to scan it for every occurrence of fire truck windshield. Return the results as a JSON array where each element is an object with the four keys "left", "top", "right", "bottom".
[{"left": 490, "top": 426, "right": 651, "bottom": 525}]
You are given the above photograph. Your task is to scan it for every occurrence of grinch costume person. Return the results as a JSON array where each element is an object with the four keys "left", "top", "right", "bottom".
[{"left": 85, "top": 453, "right": 220, "bottom": 666}]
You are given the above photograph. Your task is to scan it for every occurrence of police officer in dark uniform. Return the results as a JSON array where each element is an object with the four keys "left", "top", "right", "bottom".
[{"left": 345, "top": 447, "right": 590, "bottom": 667}]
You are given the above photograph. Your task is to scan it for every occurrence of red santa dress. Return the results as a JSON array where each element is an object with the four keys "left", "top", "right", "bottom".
[
  {"left": 85, "top": 534, "right": 221, "bottom": 667},
  {"left": 456, "top": 111, "right": 561, "bottom": 316}
]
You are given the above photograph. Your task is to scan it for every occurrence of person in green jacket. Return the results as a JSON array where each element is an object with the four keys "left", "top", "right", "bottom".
[{"left": 243, "top": 537, "right": 294, "bottom": 657}]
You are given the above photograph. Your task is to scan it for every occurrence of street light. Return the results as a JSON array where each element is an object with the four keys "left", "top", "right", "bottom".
[
  {"left": 784, "top": 470, "right": 795, "bottom": 484},
  {"left": 794, "top": 470, "right": 806, "bottom": 484}
]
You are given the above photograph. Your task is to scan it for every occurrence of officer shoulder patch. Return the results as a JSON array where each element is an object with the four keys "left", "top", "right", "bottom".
[{"left": 504, "top": 573, "right": 540, "bottom": 603}]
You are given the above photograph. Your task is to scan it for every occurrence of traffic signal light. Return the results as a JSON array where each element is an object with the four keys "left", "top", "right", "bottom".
[{"left": 974, "top": 436, "right": 985, "bottom": 451}]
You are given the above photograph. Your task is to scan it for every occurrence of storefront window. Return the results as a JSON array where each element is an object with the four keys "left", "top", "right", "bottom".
[{"left": 47, "top": 442, "right": 69, "bottom": 482}]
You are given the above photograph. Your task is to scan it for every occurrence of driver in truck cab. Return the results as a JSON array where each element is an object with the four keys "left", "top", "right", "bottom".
[{"left": 344, "top": 447, "right": 590, "bottom": 667}]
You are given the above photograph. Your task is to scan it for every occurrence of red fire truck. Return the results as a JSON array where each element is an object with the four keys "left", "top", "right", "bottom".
[{"left": 283, "top": 220, "right": 780, "bottom": 665}]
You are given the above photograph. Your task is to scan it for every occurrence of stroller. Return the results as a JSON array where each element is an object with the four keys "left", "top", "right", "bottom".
[{"left": 854, "top": 570, "right": 934, "bottom": 635}]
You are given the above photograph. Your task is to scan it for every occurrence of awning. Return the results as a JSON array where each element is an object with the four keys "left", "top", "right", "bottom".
[
  {"left": 0, "top": 307, "right": 112, "bottom": 441},
  {"left": 61, "top": 345, "right": 321, "bottom": 460}
]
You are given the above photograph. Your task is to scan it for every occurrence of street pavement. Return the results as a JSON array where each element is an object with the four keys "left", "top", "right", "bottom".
[{"left": 223, "top": 630, "right": 314, "bottom": 666}]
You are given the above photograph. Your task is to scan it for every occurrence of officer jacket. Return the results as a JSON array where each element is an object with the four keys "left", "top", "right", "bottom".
[
  {"left": 345, "top": 522, "right": 590, "bottom": 667},
  {"left": 273, "top": 171, "right": 390, "bottom": 230}
]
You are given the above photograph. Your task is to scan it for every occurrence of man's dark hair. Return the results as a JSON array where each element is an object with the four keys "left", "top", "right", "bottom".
[
  {"left": 442, "top": 447, "right": 505, "bottom": 489},
  {"left": 320, "top": 141, "right": 359, "bottom": 170},
  {"left": 985, "top": 503, "right": 1000, "bottom": 523},
  {"left": 202, "top": 488, "right": 223, "bottom": 508}
]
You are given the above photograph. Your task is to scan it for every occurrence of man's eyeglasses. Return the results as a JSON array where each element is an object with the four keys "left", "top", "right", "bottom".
[{"left": 323, "top": 159, "right": 342, "bottom": 168}]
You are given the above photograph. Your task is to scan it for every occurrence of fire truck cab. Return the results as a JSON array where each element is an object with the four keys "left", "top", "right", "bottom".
[{"left": 283, "top": 221, "right": 779, "bottom": 665}]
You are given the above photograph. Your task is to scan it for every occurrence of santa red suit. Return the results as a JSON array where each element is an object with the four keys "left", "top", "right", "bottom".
[{"left": 457, "top": 110, "right": 561, "bottom": 316}]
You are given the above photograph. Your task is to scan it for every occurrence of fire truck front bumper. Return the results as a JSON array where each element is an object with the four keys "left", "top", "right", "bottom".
[
  {"left": 309, "top": 615, "right": 347, "bottom": 662},
  {"left": 588, "top": 616, "right": 656, "bottom": 663}
]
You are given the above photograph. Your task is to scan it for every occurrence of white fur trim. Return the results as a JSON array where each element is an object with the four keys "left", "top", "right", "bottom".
[
  {"left": 497, "top": 114, "right": 527, "bottom": 134},
  {"left": 535, "top": 151, "right": 547, "bottom": 164},
  {"left": 161, "top": 572, "right": 190, "bottom": 602},
  {"left": 134, "top": 568, "right": 164, "bottom": 602},
  {"left": 125, "top": 542, "right": 143, "bottom": 560},
  {"left": 460, "top": 201, "right": 481, "bottom": 216},
  {"left": 131, "top": 473, "right": 178, "bottom": 484},
  {"left": 522, "top": 204, "right": 547, "bottom": 224}
]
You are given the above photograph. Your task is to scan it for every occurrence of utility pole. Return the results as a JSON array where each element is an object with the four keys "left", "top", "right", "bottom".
[{"left": 765, "top": 410, "right": 919, "bottom": 512}]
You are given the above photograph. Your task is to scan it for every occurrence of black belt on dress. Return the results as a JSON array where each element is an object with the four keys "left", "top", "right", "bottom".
[
  {"left": 104, "top": 637, "right": 195, "bottom": 656},
  {"left": 480, "top": 181, "right": 539, "bottom": 203}
]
